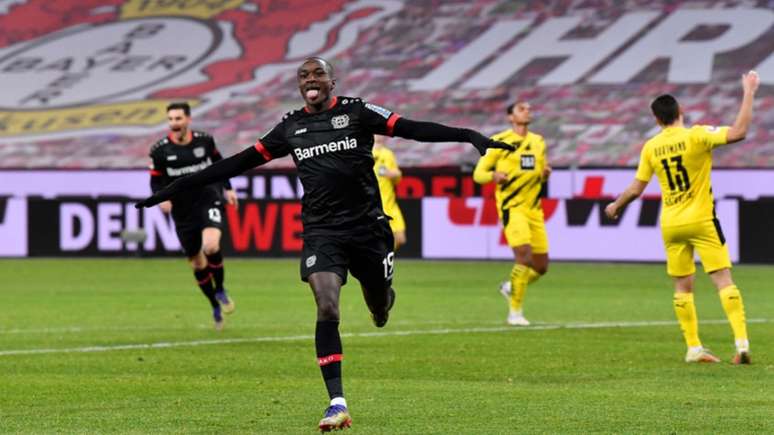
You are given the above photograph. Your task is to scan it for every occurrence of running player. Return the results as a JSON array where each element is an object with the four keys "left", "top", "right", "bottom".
[
  {"left": 135, "top": 58, "right": 512, "bottom": 431},
  {"left": 473, "top": 101, "right": 551, "bottom": 326},
  {"left": 373, "top": 135, "right": 406, "bottom": 250},
  {"left": 149, "top": 102, "right": 238, "bottom": 330},
  {"left": 605, "top": 71, "right": 759, "bottom": 364}
]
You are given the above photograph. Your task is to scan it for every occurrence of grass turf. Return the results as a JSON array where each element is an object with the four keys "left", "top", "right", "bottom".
[{"left": 0, "top": 259, "right": 772, "bottom": 434}]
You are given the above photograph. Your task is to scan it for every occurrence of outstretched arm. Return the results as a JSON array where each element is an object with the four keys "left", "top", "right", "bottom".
[
  {"left": 604, "top": 179, "right": 648, "bottom": 219},
  {"left": 726, "top": 70, "right": 760, "bottom": 143},
  {"left": 135, "top": 146, "right": 267, "bottom": 208},
  {"left": 392, "top": 118, "right": 513, "bottom": 155}
]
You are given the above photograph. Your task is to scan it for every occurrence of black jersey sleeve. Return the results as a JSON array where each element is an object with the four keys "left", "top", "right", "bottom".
[
  {"left": 358, "top": 100, "right": 402, "bottom": 136},
  {"left": 149, "top": 147, "right": 167, "bottom": 193},
  {"left": 209, "top": 137, "right": 233, "bottom": 190},
  {"left": 255, "top": 120, "right": 291, "bottom": 160},
  {"left": 392, "top": 118, "right": 514, "bottom": 155},
  {"left": 136, "top": 146, "right": 267, "bottom": 209}
]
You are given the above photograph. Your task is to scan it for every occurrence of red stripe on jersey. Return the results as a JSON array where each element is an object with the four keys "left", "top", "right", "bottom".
[
  {"left": 317, "top": 353, "right": 343, "bottom": 366},
  {"left": 150, "top": 169, "right": 162, "bottom": 176},
  {"left": 253, "top": 140, "right": 273, "bottom": 161},
  {"left": 385, "top": 113, "right": 401, "bottom": 137}
]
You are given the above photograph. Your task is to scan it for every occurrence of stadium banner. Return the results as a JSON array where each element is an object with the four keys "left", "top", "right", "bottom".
[
  {"left": 25, "top": 196, "right": 307, "bottom": 257},
  {"left": 421, "top": 197, "right": 740, "bottom": 262},
  {"left": 4, "top": 168, "right": 774, "bottom": 200}
]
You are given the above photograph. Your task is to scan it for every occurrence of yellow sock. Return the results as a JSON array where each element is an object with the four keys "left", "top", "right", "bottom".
[
  {"left": 718, "top": 285, "right": 748, "bottom": 343},
  {"left": 509, "top": 264, "right": 528, "bottom": 312},
  {"left": 525, "top": 267, "right": 541, "bottom": 285},
  {"left": 673, "top": 292, "right": 701, "bottom": 348}
]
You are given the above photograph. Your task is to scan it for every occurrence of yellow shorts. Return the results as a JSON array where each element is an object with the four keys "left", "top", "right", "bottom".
[
  {"left": 384, "top": 205, "right": 405, "bottom": 233},
  {"left": 502, "top": 208, "right": 548, "bottom": 253},
  {"left": 662, "top": 219, "right": 731, "bottom": 276}
]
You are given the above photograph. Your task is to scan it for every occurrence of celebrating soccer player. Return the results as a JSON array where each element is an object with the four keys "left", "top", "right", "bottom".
[
  {"left": 605, "top": 71, "right": 760, "bottom": 364},
  {"left": 136, "top": 57, "right": 512, "bottom": 432},
  {"left": 373, "top": 135, "right": 406, "bottom": 250},
  {"left": 148, "top": 102, "right": 238, "bottom": 331},
  {"left": 473, "top": 101, "right": 551, "bottom": 326}
]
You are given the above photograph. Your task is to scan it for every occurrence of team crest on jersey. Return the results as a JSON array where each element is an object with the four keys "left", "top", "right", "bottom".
[
  {"left": 193, "top": 147, "right": 205, "bottom": 158},
  {"left": 0, "top": 0, "right": 403, "bottom": 141},
  {"left": 331, "top": 114, "right": 350, "bottom": 129}
]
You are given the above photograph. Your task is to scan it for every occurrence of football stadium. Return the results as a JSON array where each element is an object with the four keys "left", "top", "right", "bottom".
[{"left": 1, "top": 0, "right": 773, "bottom": 433}]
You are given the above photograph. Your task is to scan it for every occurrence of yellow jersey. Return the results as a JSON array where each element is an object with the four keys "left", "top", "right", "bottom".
[
  {"left": 473, "top": 129, "right": 547, "bottom": 214},
  {"left": 373, "top": 145, "right": 400, "bottom": 212},
  {"left": 635, "top": 125, "right": 729, "bottom": 227}
]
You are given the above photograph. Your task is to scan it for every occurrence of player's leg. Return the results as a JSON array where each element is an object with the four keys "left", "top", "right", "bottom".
[
  {"left": 308, "top": 272, "right": 351, "bottom": 431},
  {"left": 199, "top": 200, "right": 234, "bottom": 314},
  {"left": 301, "top": 237, "right": 352, "bottom": 431},
  {"left": 351, "top": 221, "right": 395, "bottom": 328},
  {"left": 665, "top": 225, "right": 718, "bottom": 363},
  {"left": 526, "top": 212, "right": 550, "bottom": 282},
  {"left": 695, "top": 219, "right": 749, "bottom": 364},
  {"left": 177, "top": 222, "right": 222, "bottom": 329},
  {"left": 202, "top": 227, "right": 234, "bottom": 314},
  {"left": 501, "top": 209, "right": 532, "bottom": 325}
]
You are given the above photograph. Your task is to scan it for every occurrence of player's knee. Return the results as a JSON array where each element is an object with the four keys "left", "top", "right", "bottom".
[
  {"left": 202, "top": 242, "right": 220, "bottom": 256},
  {"left": 316, "top": 300, "right": 340, "bottom": 321},
  {"left": 534, "top": 264, "right": 548, "bottom": 275},
  {"left": 189, "top": 255, "right": 207, "bottom": 270}
]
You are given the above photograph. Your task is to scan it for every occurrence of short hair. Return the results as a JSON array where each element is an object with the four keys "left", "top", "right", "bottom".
[
  {"left": 166, "top": 102, "right": 191, "bottom": 116},
  {"left": 301, "top": 56, "right": 335, "bottom": 77},
  {"left": 506, "top": 102, "right": 516, "bottom": 115},
  {"left": 650, "top": 94, "right": 679, "bottom": 125}
]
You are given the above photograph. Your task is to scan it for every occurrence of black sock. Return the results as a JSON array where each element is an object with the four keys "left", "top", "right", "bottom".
[
  {"left": 206, "top": 251, "right": 225, "bottom": 291},
  {"left": 194, "top": 268, "right": 218, "bottom": 308},
  {"left": 316, "top": 320, "right": 344, "bottom": 400}
]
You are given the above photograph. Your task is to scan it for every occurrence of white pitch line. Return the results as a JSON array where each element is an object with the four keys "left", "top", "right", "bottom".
[{"left": 0, "top": 318, "right": 770, "bottom": 357}]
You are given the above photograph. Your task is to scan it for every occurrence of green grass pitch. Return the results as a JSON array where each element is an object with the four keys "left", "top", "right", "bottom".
[{"left": 1, "top": 259, "right": 772, "bottom": 434}]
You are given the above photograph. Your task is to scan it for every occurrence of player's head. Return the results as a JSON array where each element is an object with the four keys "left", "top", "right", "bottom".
[
  {"left": 650, "top": 94, "right": 682, "bottom": 126},
  {"left": 166, "top": 102, "right": 191, "bottom": 133},
  {"left": 507, "top": 101, "right": 532, "bottom": 126},
  {"left": 297, "top": 57, "right": 336, "bottom": 108}
]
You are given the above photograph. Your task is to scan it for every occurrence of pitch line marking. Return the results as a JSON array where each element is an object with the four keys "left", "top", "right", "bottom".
[{"left": 0, "top": 318, "right": 769, "bottom": 357}]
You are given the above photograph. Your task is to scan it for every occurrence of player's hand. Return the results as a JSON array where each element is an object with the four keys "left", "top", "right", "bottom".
[
  {"left": 135, "top": 183, "right": 177, "bottom": 209},
  {"left": 542, "top": 165, "right": 552, "bottom": 181},
  {"left": 492, "top": 171, "right": 508, "bottom": 184},
  {"left": 604, "top": 202, "right": 619, "bottom": 219},
  {"left": 742, "top": 70, "right": 759, "bottom": 95},
  {"left": 225, "top": 189, "right": 239, "bottom": 209},
  {"left": 159, "top": 201, "right": 172, "bottom": 214},
  {"left": 467, "top": 130, "right": 515, "bottom": 155}
]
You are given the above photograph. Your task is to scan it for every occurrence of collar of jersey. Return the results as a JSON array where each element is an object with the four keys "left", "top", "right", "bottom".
[
  {"left": 303, "top": 96, "right": 338, "bottom": 113},
  {"left": 167, "top": 130, "right": 193, "bottom": 145}
]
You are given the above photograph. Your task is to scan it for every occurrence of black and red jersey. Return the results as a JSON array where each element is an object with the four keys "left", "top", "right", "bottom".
[
  {"left": 255, "top": 96, "right": 400, "bottom": 234},
  {"left": 149, "top": 130, "right": 231, "bottom": 217}
]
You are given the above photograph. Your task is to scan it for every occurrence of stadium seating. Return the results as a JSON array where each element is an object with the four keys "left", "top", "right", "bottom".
[{"left": 0, "top": 0, "right": 771, "bottom": 168}]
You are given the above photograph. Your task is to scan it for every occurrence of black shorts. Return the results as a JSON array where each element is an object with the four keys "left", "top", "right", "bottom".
[
  {"left": 173, "top": 195, "right": 225, "bottom": 257},
  {"left": 300, "top": 219, "right": 395, "bottom": 288}
]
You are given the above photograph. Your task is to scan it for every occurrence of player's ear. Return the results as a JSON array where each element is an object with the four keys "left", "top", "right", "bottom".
[{"left": 331, "top": 78, "right": 336, "bottom": 92}]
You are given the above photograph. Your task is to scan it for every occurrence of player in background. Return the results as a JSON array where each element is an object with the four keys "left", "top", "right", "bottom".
[
  {"left": 473, "top": 101, "right": 551, "bottom": 326},
  {"left": 149, "top": 102, "right": 238, "bottom": 330},
  {"left": 605, "top": 71, "right": 759, "bottom": 364},
  {"left": 136, "top": 57, "right": 512, "bottom": 432},
  {"left": 373, "top": 135, "right": 406, "bottom": 250}
]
